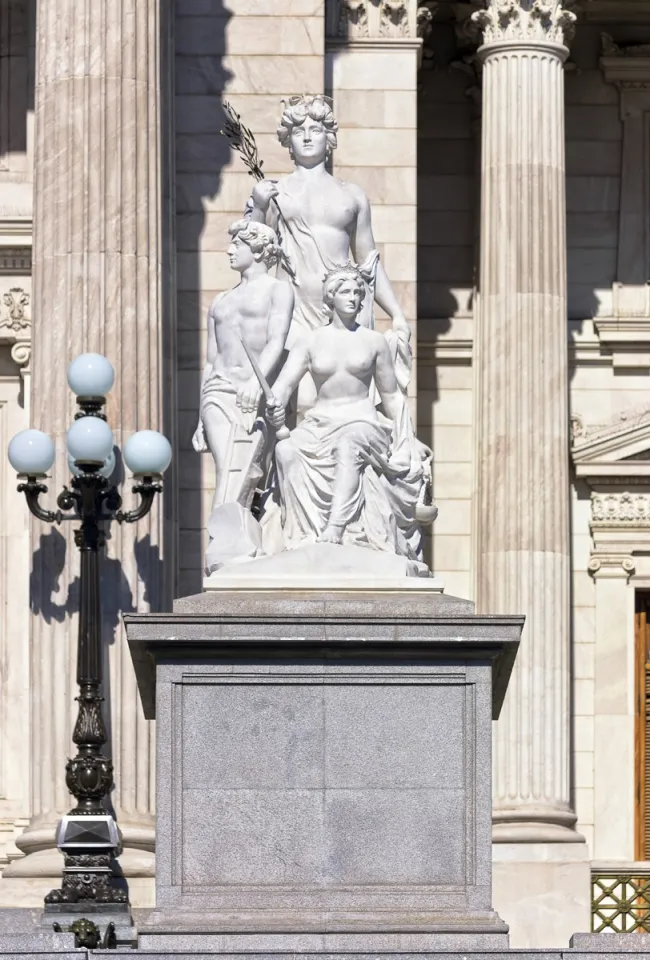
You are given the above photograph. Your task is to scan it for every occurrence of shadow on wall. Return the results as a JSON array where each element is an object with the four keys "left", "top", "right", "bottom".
[
  {"left": 416, "top": 21, "right": 473, "bottom": 414},
  {"left": 175, "top": 0, "right": 233, "bottom": 597}
]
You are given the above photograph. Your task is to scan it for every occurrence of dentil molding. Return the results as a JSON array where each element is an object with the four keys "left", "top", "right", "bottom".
[{"left": 471, "top": 0, "right": 577, "bottom": 45}]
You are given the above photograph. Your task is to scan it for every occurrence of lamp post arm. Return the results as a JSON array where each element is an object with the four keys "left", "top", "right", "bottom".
[
  {"left": 116, "top": 476, "right": 162, "bottom": 524},
  {"left": 18, "top": 478, "right": 65, "bottom": 524}
]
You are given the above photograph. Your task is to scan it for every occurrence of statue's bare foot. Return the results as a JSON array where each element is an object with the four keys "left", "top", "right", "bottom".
[{"left": 318, "top": 525, "right": 343, "bottom": 544}]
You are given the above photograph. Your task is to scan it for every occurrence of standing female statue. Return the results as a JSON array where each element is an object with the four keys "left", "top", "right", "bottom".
[
  {"left": 248, "top": 95, "right": 412, "bottom": 414},
  {"left": 262, "top": 265, "right": 434, "bottom": 568}
]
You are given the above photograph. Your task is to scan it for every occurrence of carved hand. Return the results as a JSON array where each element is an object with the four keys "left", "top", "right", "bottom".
[
  {"left": 392, "top": 313, "right": 412, "bottom": 342},
  {"left": 251, "top": 179, "right": 279, "bottom": 212},
  {"left": 237, "top": 377, "right": 262, "bottom": 415},
  {"left": 265, "top": 396, "right": 286, "bottom": 430},
  {"left": 191, "top": 421, "right": 207, "bottom": 453}
]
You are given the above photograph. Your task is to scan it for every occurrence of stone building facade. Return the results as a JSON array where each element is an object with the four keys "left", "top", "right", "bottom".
[{"left": 0, "top": 0, "right": 649, "bottom": 948}]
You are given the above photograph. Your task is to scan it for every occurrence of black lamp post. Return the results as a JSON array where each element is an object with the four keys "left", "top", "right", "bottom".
[{"left": 7, "top": 353, "right": 171, "bottom": 911}]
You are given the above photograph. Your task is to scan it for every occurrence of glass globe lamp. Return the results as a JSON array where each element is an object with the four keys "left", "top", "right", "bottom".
[
  {"left": 67, "top": 353, "right": 115, "bottom": 398},
  {"left": 66, "top": 417, "right": 114, "bottom": 465},
  {"left": 68, "top": 448, "right": 115, "bottom": 479},
  {"left": 123, "top": 430, "right": 172, "bottom": 476},
  {"left": 8, "top": 429, "right": 56, "bottom": 476}
]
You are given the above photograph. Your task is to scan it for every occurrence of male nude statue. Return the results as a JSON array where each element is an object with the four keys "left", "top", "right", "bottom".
[
  {"left": 248, "top": 95, "right": 412, "bottom": 411},
  {"left": 192, "top": 219, "right": 294, "bottom": 572}
]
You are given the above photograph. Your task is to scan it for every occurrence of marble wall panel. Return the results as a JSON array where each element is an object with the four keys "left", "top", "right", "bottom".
[{"left": 174, "top": 0, "right": 324, "bottom": 592}]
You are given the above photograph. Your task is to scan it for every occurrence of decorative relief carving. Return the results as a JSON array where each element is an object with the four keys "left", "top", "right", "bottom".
[
  {"left": 337, "top": 0, "right": 369, "bottom": 37},
  {"left": 0, "top": 287, "right": 29, "bottom": 332},
  {"left": 380, "top": 0, "right": 409, "bottom": 36},
  {"left": 327, "top": 0, "right": 423, "bottom": 39},
  {"left": 0, "top": 284, "right": 31, "bottom": 375},
  {"left": 591, "top": 492, "right": 650, "bottom": 526},
  {"left": 471, "top": 0, "right": 577, "bottom": 46}
]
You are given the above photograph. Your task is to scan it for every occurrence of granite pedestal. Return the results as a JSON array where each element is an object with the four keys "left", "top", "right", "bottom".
[{"left": 125, "top": 589, "right": 523, "bottom": 955}]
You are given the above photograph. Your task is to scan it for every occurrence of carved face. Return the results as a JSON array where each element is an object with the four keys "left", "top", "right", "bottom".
[
  {"left": 332, "top": 280, "right": 363, "bottom": 319},
  {"left": 289, "top": 117, "right": 329, "bottom": 166},
  {"left": 227, "top": 235, "right": 255, "bottom": 272}
]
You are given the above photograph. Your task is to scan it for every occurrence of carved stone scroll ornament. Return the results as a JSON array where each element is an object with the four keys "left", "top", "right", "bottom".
[
  {"left": 588, "top": 554, "right": 636, "bottom": 578},
  {"left": 471, "top": 0, "right": 577, "bottom": 45}
]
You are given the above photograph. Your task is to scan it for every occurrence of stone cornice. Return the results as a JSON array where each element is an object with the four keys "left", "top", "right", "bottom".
[
  {"left": 571, "top": 405, "right": 650, "bottom": 482},
  {"left": 471, "top": 0, "right": 576, "bottom": 46},
  {"left": 600, "top": 35, "right": 650, "bottom": 90}
]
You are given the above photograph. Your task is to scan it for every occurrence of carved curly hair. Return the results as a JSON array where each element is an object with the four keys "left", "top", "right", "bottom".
[
  {"left": 277, "top": 95, "right": 338, "bottom": 154},
  {"left": 228, "top": 219, "right": 280, "bottom": 268}
]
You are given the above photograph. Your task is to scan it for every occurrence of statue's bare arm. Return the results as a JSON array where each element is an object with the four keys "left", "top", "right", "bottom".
[
  {"left": 193, "top": 297, "right": 224, "bottom": 451},
  {"left": 373, "top": 334, "right": 405, "bottom": 423},
  {"left": 271, "top": 339, "right": 310, "bottom": 409},
  {"left": 256, "top": 282, "right": 295, "bottom": 382},
  {"left": 199, "top": 296, "right": 224, "bottom": 396},
  {"left": 350, "top": 187, "right": 410, "bottom": 336}
]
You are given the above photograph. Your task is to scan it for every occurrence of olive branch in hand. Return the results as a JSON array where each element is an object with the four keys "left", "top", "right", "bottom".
[
  {"left": 220, "top": 101, "right": 296, "bottom": 280},
  {"left": 220, "top": 101, "right": 265, "bottom": 182}
]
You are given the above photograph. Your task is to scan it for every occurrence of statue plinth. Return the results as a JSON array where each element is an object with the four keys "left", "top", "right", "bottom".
[{"left": 203, "top": 542, "right": 443, "bottom": 591}]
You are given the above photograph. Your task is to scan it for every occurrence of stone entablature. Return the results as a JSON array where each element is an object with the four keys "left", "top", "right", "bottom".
[{"left": 572, "top": 406, "right": 650, "bottom": 576}]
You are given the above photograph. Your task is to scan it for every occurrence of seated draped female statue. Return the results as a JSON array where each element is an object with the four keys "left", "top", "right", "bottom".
[{"left": 262, "top": 264, "right": 435, "bottom": 568}]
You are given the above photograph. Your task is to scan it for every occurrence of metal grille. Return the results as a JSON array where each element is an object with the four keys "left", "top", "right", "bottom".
[{"left": 592, "top": 869, "right": 650, "bottom": 932}]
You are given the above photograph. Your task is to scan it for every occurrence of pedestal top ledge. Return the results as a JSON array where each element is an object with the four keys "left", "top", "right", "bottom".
[{"left": 124, "top": 590, "right": 522, "bottom": 721}]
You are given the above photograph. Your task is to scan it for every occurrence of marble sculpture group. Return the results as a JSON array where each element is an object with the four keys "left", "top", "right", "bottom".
[{"left": 193, "top": 95, "right": 436, "bottom": 576}]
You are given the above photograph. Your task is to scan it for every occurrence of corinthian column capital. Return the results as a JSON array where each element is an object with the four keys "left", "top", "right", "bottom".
[{"left": 472, "top": 0, "right": 576, "bottom": 46}]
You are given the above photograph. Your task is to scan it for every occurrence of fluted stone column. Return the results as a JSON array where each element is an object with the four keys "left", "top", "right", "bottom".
[
  {"left": 473, "top": 0, "right": 589, "bottom": 946},
  {"left": 4, "top": 0, "right": 175, "bottom": 904}
]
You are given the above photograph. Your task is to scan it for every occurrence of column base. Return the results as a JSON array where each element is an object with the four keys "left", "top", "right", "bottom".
[
  {"left": 492, "top": 841, "right": 591, "bottom": 948},
  {"left": 493, "top": 804, "right": 583, "bottom": 843}
]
